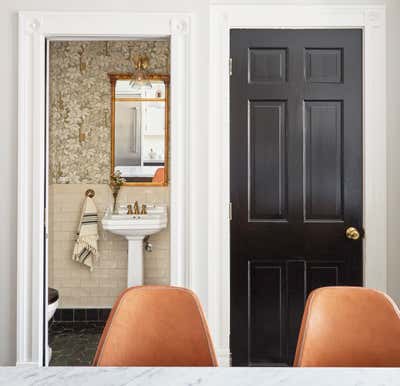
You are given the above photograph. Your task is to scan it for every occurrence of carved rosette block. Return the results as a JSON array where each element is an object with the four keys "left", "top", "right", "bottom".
[
  {"left": 170, "top": 18, "right": 189, "bottom": 35},
  {"left": 24, "top": 17, "right": 43, "bottom": 35},
  {"left": 365, "top": 10, "right": 384, "bottom": 29}
]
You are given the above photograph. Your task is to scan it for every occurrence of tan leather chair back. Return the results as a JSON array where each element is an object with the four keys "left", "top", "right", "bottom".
[
  {"left": 93, "top": 286, "right": 218, "bottom": 366},
  {"left": 294, "top": 286, "right": 400, "bottom": 367},
  {"left": 152, "top": 168, "right": 165, "bottom": 183}
]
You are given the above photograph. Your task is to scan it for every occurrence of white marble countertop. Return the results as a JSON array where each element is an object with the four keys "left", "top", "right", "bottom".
[{"left": 1, "top": 367, "right": 400, "bottom": 386}]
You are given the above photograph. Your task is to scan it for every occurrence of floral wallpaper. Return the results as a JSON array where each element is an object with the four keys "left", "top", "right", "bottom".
[{"left": 49, "top": 40, "right": 170, "bottom": 184}]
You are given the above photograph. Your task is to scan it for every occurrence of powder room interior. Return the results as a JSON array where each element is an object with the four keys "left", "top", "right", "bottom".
[{"left": 47, "top": 39, "right": 170, "bottom": 365}]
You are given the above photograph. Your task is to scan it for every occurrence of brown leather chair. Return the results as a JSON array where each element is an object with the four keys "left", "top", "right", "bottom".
[
  {"left": 294, "top": 286, "right": 400, "bottom": 367},
  {"left": 93, "top": 286, "right": 218, "bottom": 366},
  {"left": 152, "top": 167, "right": 165, "bottom": 183}
]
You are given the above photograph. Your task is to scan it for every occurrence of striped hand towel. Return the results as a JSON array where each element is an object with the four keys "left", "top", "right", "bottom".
[{"left": 72, "top": 195, "right": 98, "bottom": 271}]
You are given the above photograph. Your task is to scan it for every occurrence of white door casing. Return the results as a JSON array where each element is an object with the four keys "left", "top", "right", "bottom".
[
  {"left": 208, "top": 3, "right": 386, "bottom": 366},
  {"left": 18, "top": 11, "right": 192, "bottom": 366}
]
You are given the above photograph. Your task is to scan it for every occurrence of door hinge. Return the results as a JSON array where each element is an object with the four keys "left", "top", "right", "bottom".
[
  {"left": 229, "top": 202, "right": 232, "bottom": 221},
  {"left": 229, "top": 58, "right": 232, "bottom": 76},
  {"left": 44, "top": 207, "right": 48, "bottom": 239}
]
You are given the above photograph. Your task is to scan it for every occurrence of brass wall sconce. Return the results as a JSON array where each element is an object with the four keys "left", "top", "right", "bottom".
[{"left": 129, "top": 54, "right": 151, "bottom": 88}]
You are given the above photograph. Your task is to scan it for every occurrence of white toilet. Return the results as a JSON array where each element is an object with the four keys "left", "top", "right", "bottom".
[{"left": 47, "top": 287, "right": 59, "bottom": 364}]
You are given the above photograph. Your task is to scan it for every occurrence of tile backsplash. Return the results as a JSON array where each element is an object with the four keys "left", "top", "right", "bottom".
[{"left": 48, "top": 184, "right": 170, "bottom": 308}]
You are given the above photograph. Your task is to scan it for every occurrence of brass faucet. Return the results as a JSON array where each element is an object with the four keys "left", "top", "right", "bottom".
[
  {"left": 133, "top": 201, "right": 140, "bottom": 215},
  {"left": 127, "top": 204, "right": 133, "bottom": 215},
  {"left": 141, "top": 204, "right": 147, "bottom": 215}
]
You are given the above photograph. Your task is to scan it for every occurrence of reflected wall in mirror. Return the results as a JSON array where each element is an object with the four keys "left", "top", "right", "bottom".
[{"left": 110, "top": 74, "right": 169, "bottom": 186}]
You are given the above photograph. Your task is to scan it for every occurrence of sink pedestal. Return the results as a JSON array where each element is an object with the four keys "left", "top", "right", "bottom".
[
  {"left": 101, "top": 206, "right": 168, "bottom": 288},
  {"left": 127, "top": 236, "right": 145, "bottom": 287}
]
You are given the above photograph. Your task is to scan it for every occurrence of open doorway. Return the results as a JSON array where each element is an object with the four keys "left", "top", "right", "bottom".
[
  {"left": 46, "top": 38, "right": 171, "bottom": 366},
  {"left": 17, "top": 12, "right": 192, "bottom": 367}
]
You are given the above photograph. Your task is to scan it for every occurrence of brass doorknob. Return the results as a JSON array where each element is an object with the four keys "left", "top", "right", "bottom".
[{"left": 345, "top": 226, "right": 360, "bottom": 240}]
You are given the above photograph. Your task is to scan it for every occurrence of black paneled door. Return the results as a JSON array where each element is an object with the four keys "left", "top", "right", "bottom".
[{"left": 230, "top": 30, "right": 362, "bottom": 366}]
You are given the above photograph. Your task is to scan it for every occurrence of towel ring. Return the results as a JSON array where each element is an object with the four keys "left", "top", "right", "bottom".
[{"left": 85, "top": 189, "right": 95, "bottom": 198}]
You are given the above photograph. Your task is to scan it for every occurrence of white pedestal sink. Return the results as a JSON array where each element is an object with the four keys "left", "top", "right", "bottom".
[{"left": 102, "top": 205, "right": 167, "bottom": 287}]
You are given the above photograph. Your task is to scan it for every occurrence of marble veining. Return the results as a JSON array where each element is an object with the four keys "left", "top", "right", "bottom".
[{"left": 1, "top": 367, "right": 399, "bottom": 386}]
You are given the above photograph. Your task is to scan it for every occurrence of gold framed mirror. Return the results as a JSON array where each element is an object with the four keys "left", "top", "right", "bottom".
[{"left": 109, "top": 73, "right": 169, "bottom": 186}]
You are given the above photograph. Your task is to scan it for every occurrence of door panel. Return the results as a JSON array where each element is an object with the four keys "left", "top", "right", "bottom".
[
  {"left": 249, "top": 261, "right": 286, "bottom": 364},
  {"left": 249, "top": 100, "right": 287, "bottom": 220},
  {"left": 249, "top": 48, "right": 288, "bottom": 83},
  {"left": 307, "top": 261, "right": 345, "bottom": 292},
  {"left": 305, "top": 48, "right": 343, "bottom": 83},
  {"left": 286, "top": 261, "right": 306, "bottom": 364},
  {"left": 304, "top": 100, "right": 343, "bottom": 221},
  {"left": 230, "top": 29, "right": 362, "bottom": 366}
]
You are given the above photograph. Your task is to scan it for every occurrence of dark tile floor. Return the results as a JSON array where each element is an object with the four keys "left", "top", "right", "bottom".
[{"left": 49, "top": 321, "right": 105, "bottom": 366}]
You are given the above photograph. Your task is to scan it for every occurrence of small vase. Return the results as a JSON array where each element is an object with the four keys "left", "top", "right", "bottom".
[{"left": 112, "top": 190, "right": 119, "bottom": 214}]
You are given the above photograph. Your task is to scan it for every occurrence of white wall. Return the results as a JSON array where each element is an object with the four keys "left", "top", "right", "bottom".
[
  {"left": 0, "top": 0, "right": 399, "bottom": 365},
  {"left": 386, "top": 0, "right": 400, "bottom": 305}
]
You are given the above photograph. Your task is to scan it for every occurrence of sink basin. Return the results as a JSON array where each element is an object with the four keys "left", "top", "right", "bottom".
[
  {"left": 102, "top": 213, "right": 168, "bottom": 238},
  {"left": 102, "top": 205, "right": 167, "bottom": 287}
]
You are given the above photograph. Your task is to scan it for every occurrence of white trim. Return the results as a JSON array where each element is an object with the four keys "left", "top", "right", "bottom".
[
  {"left": 215, "top": 348, "right": 231, "bottom": 368},
  {"left": 18, "top": 11, "right": 192, "bottom": 366},
  {"left": 15, "top": 362, "right": 39, "bottom": 368},
  {"left": 208, "top": 3, "right": 386, "bottom": 365}
]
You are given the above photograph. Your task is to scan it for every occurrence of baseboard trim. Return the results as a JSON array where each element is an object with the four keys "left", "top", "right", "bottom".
[
  {"left": 54, "top": 308, "right": 111, "bottom": 322},
  {"left": 216, "top": 348, "right": 231, "bottom": 367},
  {"left": 16, "top": 361, "right": 40, "bottom": 367}
]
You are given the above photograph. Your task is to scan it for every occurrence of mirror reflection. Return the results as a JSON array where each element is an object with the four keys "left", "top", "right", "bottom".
[{"left": 110, "top": 75, "right": 169, "bottom": 185}]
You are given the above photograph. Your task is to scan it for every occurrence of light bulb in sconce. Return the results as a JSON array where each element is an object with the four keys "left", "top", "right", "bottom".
[{"left": 129, "top": 54, "right": 152, "bottom": 89}]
